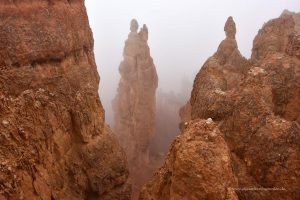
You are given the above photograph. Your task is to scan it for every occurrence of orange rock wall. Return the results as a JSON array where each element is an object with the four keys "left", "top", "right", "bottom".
[{"left": 0, "top": 1, "right": 130, "bottom": 199}]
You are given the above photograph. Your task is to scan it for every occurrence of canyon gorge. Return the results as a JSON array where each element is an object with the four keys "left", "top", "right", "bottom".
[{"left": 0, "top": 1, "right": 299, "bottom": 200}]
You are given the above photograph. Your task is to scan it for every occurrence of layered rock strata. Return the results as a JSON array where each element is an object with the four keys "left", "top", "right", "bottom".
[{"left": 0, "top": 1, "right": 130, "bottom": 199}]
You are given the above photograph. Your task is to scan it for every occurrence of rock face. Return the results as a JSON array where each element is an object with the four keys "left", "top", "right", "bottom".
[
  {"left": 0, "top": 1, "right": 130, "bottom": 199},
  {"left": 113, "top": 20, "right": 158, "bottom": 198},
  {"left": 140, "top": 12, "right": 300, "bottom": 200},
  {"left": 140, "top": 119, "right": 239, "bottom": 200},
  {"left": 190, "top": 16, "right": 249, "bottom": 121}
]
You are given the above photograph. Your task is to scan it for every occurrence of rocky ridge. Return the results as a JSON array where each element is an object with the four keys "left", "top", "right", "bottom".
[{"left": 140, "top": 12, "right": 300, "bottom": 200}]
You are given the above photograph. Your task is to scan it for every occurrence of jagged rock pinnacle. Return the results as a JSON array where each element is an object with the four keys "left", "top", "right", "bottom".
[
  {"left": 114, "top": 19, "right": 158, "bottom": 198},
  {"left": 130, "top": 19, "right": 139, "bottom": 32},
  {"left": 224, "top": 16, "right": 236, "bottom": 39},
  {"left": 139, "top": 24, "right": 149, "bottom": 41}
]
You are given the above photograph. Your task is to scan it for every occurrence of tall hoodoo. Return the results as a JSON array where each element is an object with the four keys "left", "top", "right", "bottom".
[
  {"left": 224, "top": 16, "right": 236, "bottom": 39},
  {"left": 113, "top": 19, "right": 158, "bottom": 197},
  {"left": 0, "top": 1, "right": 130, "bottom": 199}
]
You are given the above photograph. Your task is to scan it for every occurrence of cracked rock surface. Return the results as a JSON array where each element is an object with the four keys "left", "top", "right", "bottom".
[{"left": 0, "top": 1, "right": 130, "bottom": 199}]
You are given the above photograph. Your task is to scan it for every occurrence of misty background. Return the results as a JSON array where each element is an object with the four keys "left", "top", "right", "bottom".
[{"left": 85, "top": 0, "right": 299, "bottom": 126}]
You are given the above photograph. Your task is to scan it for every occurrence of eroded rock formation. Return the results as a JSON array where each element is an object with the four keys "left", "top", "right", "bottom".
[
  {"left": 113, "top": 19, "right": 158, "bottom": 198},
  {"left": 190, "top": 16, "right": 249, "bottom": 121},
  {"left": 141, "top": 12, "right": 300, "bottom": 200},
  {"left": 0, "top": 1, "right": 130, "bottom": 199},
  {"left": 140, "top": 119, "right": 239, "bottom": 200}
]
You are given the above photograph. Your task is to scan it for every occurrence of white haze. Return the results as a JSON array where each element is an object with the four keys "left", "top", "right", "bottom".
[{"left": 85, "top": 0, "right": 299, "bottom": 125}]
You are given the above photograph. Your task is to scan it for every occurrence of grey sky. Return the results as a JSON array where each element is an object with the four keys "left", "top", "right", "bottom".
[{"left": 85, "top": 0, "right": 299, "bottom": 124}]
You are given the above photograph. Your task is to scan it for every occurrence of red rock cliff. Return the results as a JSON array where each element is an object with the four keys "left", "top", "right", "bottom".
[
  {"left": 140, "top": 12, "right": 300, "bottom": 200},
  {"left": 0, "top": 1, "right": 130, "bottom": 199}
]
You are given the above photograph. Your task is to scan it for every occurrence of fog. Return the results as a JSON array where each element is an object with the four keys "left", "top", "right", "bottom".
[{"left": 85, "top": 0, "right": 299, "bottom": 125}]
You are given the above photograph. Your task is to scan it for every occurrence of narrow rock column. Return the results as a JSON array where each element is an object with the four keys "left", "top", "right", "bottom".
[{"left": 113, "top": 19, "right": 158, "bottom": 196}]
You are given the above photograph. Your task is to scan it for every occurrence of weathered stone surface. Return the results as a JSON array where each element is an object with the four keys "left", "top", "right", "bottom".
[
  {"left": 141, "top": 11, "right": 300, "bottom": 200},
  {"left": 225, "top": 16, "right": 236, "bottom": 39},
  {"left": 251, "top": 12, "right": 296, "bottom": 61},
  {"left": 113, "top": 20, "right": 158, "bottom": 199},
  {"left": 220, "top": 64, "right": 300, "bottom": 200},
  {"left": 0, "top": 1, "right": 130, "bottom": 199},
  {"left": 286, "top": 32, "right": 300, "bottom": 58},
  {"left": 140, "top": 119, "right": 239, "bottom": 200},
  {"left": 190, "top": 16, "right": 249, "bottom": 121}
]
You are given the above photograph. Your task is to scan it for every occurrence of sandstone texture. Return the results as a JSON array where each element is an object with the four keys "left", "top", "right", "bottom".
[
  {"left": 113, "top": 20, "right": 158, "bottom": 198},
  {"left": 140, "top": 119, "right": 239, "bottom": 200},
  {"left": 190, "top": 16, "right": 249, "bottom": 121},
  {"left": 141, "top": 12, "right": 300, "bottom": 200},
  {"left": 0, "top": 1, "right": 130, "bottom": 199}
]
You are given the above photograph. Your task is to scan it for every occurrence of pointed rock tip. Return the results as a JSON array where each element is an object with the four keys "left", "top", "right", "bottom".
[
  {"left": 224, "top": 16, "right": 236, "bottom": 39},
  {"left": 281, "top": 9, "right": 293, "bottom": 16},
  {"left": 280, "top": 9, "right": 300, "bottom": 17},
  {"left": 130, "top": 19, "right": 139, "bottom": 32},
  {"left": 142, "top": 24, "right": 148, "bottom": 32}
]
